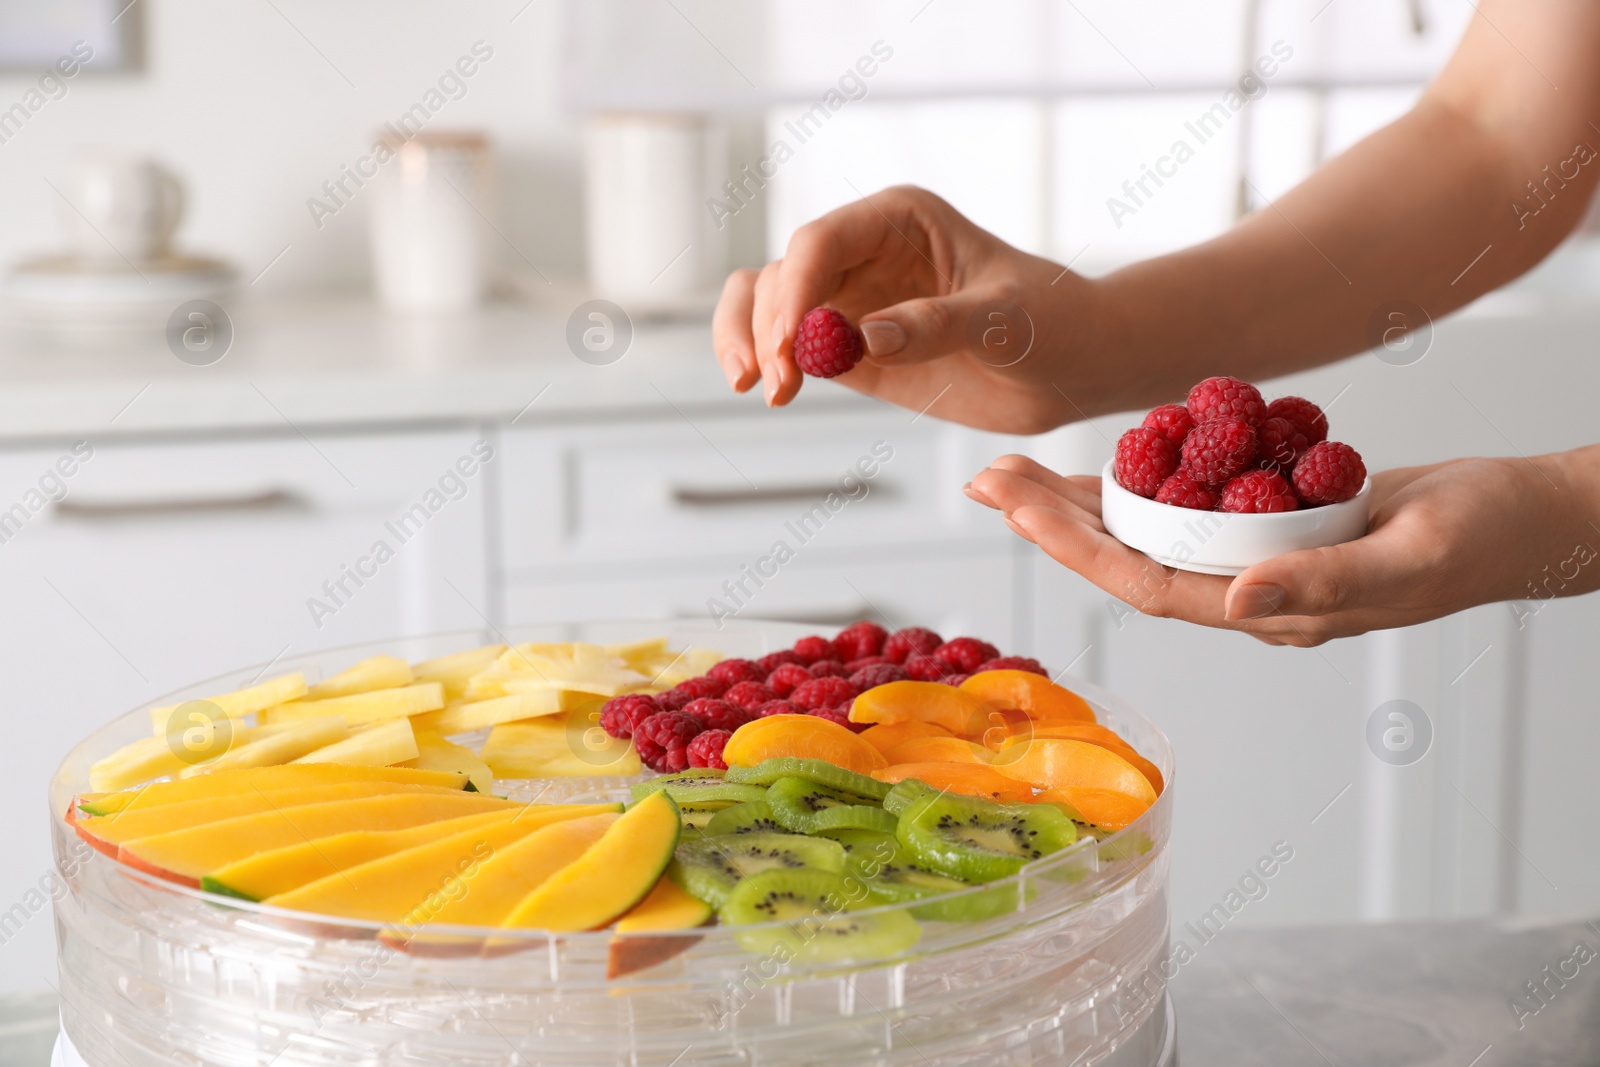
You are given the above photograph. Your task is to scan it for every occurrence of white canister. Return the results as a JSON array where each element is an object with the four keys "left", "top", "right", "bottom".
[
  {"left": 369, "top": 131, "right": 492, "bottom": 312},
  {"left": 584, "top": 113, "right": 729, "bottom": 312}
]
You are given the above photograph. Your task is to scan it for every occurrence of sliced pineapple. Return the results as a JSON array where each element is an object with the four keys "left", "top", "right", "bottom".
[
  {"left": 180, "top": 717, "right": 349, "bottom": 778},
  {"left": 403, "top": 730, "right": 494, "bottom": 792},
  {"left": 304, "top": 655, "right": 413, "bottom": 700},
  {"left": 481, "top": 714, "right": 640, "bottom": 778},
  {"left": 293, "top": 717, "right": 418, "bottom": 768},
  {"left": 259, "top": 683, "right": 444, "bottom": 727},
  {"left": 411, "top": 643, "right": 506, "bottom": 701},
  {"left": 148, "top": 672, "right": 308, "bottom": 734},
  {"left": 409, "top": 691, "right": 568, "bottom": 736}
]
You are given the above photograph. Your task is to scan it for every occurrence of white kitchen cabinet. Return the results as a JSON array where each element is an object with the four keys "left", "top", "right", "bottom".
[{"left": 0, "top": 429, "right": 491, "bottom": 995}]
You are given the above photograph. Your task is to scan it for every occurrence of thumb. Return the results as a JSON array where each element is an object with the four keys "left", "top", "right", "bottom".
[
  {"left": 1224, "top": 536, "right": 1409, "bottom": 621},
  {"left": 858, "top": 289, "right": 1028, "bottom": 368}
]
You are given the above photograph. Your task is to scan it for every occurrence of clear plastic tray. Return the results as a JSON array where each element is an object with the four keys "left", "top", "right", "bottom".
[{"left": 49, "top": 621, "right": 1175, "bottom": 1067}]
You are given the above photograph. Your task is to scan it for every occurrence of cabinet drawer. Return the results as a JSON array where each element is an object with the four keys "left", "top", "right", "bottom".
[{"left": 498, "top": 412, "right": 1004, "bottom": 573}]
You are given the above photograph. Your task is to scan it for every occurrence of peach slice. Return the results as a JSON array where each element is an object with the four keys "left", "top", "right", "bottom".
[
  {"left": 958, "top": 670, "right": 1095, "bottom": 723},
  {"left": 880, "top": 735, "right": 991, "bottom": 766},
  {"left": 870, "top": 762, "right": 1036, "bottom": 804},
  {"left": 993, "top": 722, "right": 1164, "bottom": 794},
  {"left": 849, "top": 681, "right": 993, "bottom": 736},
  {"left": 721, "top": 715, "right": 887, "bottom": 776},
  {"left": 1039, "top": 788, "right": 1152, "bottom": 832},
  {"left": 990, "top": 739, "right": 1156, "bottom": 826},
  {"left": 857, "top": 721, "right": 954, "bottom": 758}
]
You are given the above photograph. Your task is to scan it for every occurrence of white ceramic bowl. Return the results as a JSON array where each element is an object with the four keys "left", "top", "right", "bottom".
[{"left": 1099, "top": 459, "right": 1371, "bottom": 576}]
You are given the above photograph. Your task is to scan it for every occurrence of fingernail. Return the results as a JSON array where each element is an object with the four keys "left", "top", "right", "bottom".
[
  {"left": 964, "top": 482, "right": 996, "bottom": 507},
  {"left": 1227, "top": 583, "right": 1286, "bottom": 620},
  {"left": 1004, "top": 515, "right": 1036, "bottom": 543},
  {"left": 860, "top": 320, "right": 907, "bottom": 358}
]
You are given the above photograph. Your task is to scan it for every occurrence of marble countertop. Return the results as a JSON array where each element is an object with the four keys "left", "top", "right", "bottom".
[{"left": 1170, "top": 912, "right": 1600, "bottom": 1066}]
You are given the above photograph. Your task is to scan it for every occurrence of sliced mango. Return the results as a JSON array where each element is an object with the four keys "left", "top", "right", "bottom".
[
  {"left": 265, "top": 806, "right": 617, "bottom": 925},
  {"left": 77, "top": 780, "right": 465, "bottom": 853},
  {"left": 120, "top": 791, "right": 518, "bottom": 886},
  {"left": 148, "top": 672, "right": 308, "bottom": 734},
  {"left": 210, "top": 806, "right": 612, "bottom": 903},
  {"left": 305, "top": 656, "right": 414, "bottom": 700},
  {"left": 293, "top": 717, "right": 418, "bottom": 767},
  {"left": 77, "top": 764, "right": 468, "bottom": 817},
  {"left": 607, "top": 876, "right": 711, "bottom": 979},
  {"left": 261, "top": 683, "right": 444, "bottom": 727},
  {"left": 499, "top": 791, "right": 680, "bottom": 933}
]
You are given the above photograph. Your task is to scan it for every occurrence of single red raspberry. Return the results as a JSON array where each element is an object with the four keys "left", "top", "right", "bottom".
[
  {"left": 686, "top": 729, "right": 733, "bottom": 770},
  {"left": 904, "top": 655, "right": 951, "bottom": 682},
  {"left": 807, "top": 707, "right": 867, "bottom": 733},
  {"left": 682, "top": 697, "right": 752, "bottom": 733},
  {"left": 940, "top": 673, "right": 971, "bottom": 687},
  {"left": 883, "top": 627, "right": 943, "bottom": 665},
  {"left": 974, "top": 656, "right": 1048, "bottom": 677},
  {"left": 790, "top": 676, "right": 860, "bottom": 711},
  {"left": 1141, "top": 403, "right": 1196, "bottom": 447},
  {"left": 1181, "top": 415, "right": 1256, "bottom": 487},
  {"left": 1293, "top": 441, "right": 1367, "bottom": 505},
  {"left": 794, "top": 307, "right": 865, "bottom": 378},
  {"left": 1256, "top": 416, "right": 1310, "bottom": 470},
  {"left": 765, "top": 663, "right": 813, "bottom": 697},
  {"left": 721, "top": 681, "right": 778, "bottom": 712},
  {"left": 845, "top": 656, "right": 889, "bottom": 671},
  {"left": 708, "top": 658, "right": 767, "bottom": 687},
  {"left": 850, "top": 663, "right": 909, "bottom": 690},
  {"left": 1187, "top": 376, "right": 1266, "bottom": 426},
  {"left": 757, "top": 650, "right": 803, "bottom": 673},
  {"left": 1265, "top": 396, "right": 1328, "bottom": 448},
  {"left": 1220, "top": 470, "right": 1300, "bottom": 513},
  {"left": 633, "top": 711, "right": 704, "bottom": 773},
  {"left": 833, "top": 621, "right": 887, "bottom": 661},
  {"left": 598, "top": 693, "right": 660, "bottom": 739},
  {"left": 934, "top": 637, "right": 1000, "bottom": 674},
  {"left": 790, "top": 635, "right": 839, "bottom": 665},
  {"left": 1155, "top": 469, "right": 1222, "bottom": 511},
  {"left": 808, "top": 660, "right": 850, "bottom": 679},
  {"left": 755, "top": 699, "right": 805, "bottom": 718},
  {"left": 1115, "top": 427, "right": 1179, "bottom": 498},
  {"left": 657, "top": 675, "right": 727, "bottom": 710}
]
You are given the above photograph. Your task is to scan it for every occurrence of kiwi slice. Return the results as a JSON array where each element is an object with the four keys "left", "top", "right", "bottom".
[
  {"left": 726, "top": 757, "right": 889, "bottom": 801},
  {"left": 703, "top": 800, "right": 786, "bottom": 836},
  {"left": 719, "top": 868, "right": 922, "bottom": 964},
  {"left": 897, "top": 792, "right": 1077, "bottom": 883},
  {"left": 677, "top": 799, "right": 739, "bottom": 832},
  {"left": 766, "top": 777, "right": 899, "bottom": 835},
  {"left": 882, "top": 778, "right": 937, "bottom": 816},
  {"left": 837, "top": 829, "right": 1021, "bottom": 922},
  {"left": 668, "top": 831, "right": 846, "bottom": 908},
  {"left": 632, "top": 771, "right": 768, "bottom": 806}
]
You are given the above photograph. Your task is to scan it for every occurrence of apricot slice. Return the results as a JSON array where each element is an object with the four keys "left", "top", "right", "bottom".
[
  {"left": 990, "top": 739, "right": 1156, "bottom": 816},
  {"left": 994, "top": 722, "right": 1163, "bottom": 794},
  {"left": 1040, "top": 788, "right": 1152, "bottom": 832},
  {"left": 870, "top": 762, "right": 1035, "bottom": 804},
  {"left": 721, "top": 715, "right": 887, "bottom": 776},
  {"left": 958, "top": 670, "right": 1095, "bottom": 723},
  {"left": 880, "top": 736, "right": 991, "bottom": 766},
  {"left": 857, "top": 721, "right": 954, "bottom": 758},
  {"left": 849, "top": 681, "right": 993, "bottom": 736}
]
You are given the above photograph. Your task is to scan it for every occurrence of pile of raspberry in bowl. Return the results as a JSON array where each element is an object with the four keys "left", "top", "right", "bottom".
[
  {"left": 598, "top": 621, "right": 1047, "bottom": 773},
  {"left": 1114, "top": 376, "right": 1366, "bottom": 512}
]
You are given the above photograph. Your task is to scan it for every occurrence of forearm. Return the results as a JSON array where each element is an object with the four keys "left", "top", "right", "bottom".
[
  {"left": 1077, "top": 3, "right": 1600, "bottom": 415},
  {"left": 1522, "top": 444, "right": 1600, "bottom": 604}
]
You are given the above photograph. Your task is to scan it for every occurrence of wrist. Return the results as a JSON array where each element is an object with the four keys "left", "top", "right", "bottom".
[{"left": 1524, "top": 446, "right": 1600, "bottom": 600}]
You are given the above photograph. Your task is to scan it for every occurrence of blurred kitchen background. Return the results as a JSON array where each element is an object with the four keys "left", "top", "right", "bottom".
[{"left": 3, "top": 0, "right": 1599, "bottom": 1041}]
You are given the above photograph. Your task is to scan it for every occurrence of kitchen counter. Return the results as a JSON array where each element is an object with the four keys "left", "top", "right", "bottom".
[
  {"left": 0, "top": 294, "right": 872, "bottom": 445},
  {"left": 1171, "top": 913, "right": 1600, "bottom": 1066}
]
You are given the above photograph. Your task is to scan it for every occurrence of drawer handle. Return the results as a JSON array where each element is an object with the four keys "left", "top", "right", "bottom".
[
  {"left": 54, "top": 488, "right": 311, "bottom": 521},
  {"left": 670, "top": 484, "right": 890, "bottom": 509}
]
